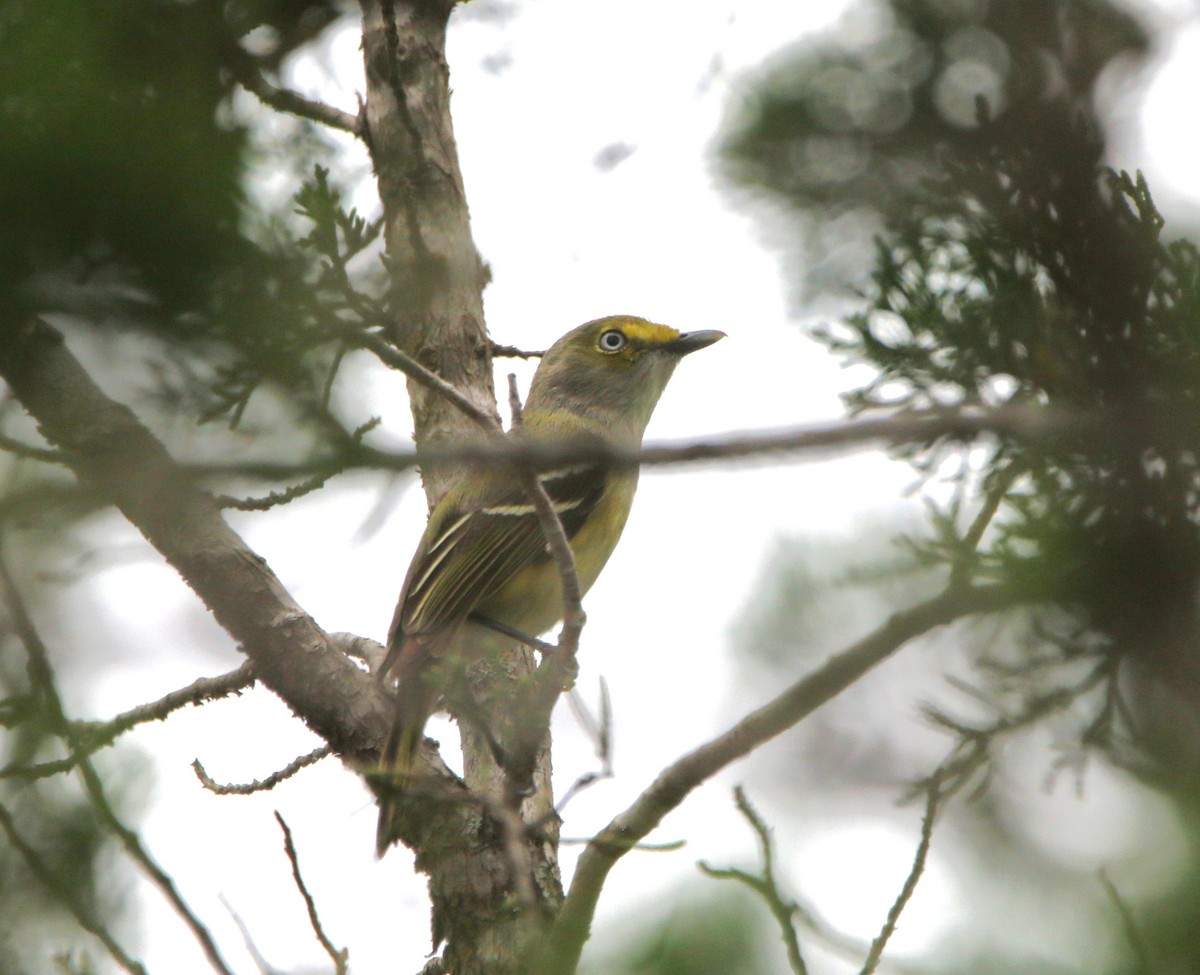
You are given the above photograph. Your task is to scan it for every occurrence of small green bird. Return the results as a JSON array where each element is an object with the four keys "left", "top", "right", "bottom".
[{"left": 376, "top": 315, "right": 724, "bottom": 851}]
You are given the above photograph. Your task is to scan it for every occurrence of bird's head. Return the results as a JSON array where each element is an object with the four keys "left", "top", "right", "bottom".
[{"left": 523, "top": 315, "right": 725, "bottom": 443}]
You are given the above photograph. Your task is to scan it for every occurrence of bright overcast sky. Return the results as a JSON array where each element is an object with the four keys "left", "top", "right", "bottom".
[{"left": 65, "top": 1, "right": 1200, "bottom": 973}]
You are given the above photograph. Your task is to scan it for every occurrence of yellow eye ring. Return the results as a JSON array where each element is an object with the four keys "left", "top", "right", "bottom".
[{"left": 598, "top": 329, "right": 628, "bottom": 353}]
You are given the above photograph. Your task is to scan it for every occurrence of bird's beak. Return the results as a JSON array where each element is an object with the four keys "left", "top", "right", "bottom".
[{"left": 666, "top": 329, "right": 727, "bottom": 355}]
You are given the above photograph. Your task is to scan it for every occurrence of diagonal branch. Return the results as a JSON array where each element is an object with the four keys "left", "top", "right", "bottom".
[
  {"left": 0, "top": 317, "right": 392, "bottom": 757},
  {"left": 0, "top": 801, "right": 149, "bottom": 975},
  {"left": 227, "top": 48, "right": 361, "bottom": 135},
  {"left": 275, "top": 812, "right": 349, "bottom": 974},
  {"left": 1, "top": 662, "right": 257, "bottom": 781},
  {"left": 0, "top": 430, "right": 65, "bottom": 464},
  {"left": 859, "top": 778, "right": 941, "bottom": 975},
  {"left": 538, "top": 582, "right": 1026, "bottom": 975},
  {"left": 341, "top": 324, "right": 501, "bottom": 433}
]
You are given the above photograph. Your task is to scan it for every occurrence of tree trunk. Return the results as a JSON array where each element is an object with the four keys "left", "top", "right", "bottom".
[{"left": 358, "top": 2, "right": 563, "bottom": 970}]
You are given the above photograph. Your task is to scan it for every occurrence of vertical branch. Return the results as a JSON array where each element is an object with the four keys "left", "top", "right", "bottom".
[
  {"left": 359, "top": 0, "right": 496, "bottom": 500},
  {"left": 357, "top": 3, "right": 562, "bottom": 971}
]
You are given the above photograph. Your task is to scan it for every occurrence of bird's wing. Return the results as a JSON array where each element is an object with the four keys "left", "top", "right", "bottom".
[{"left": 397, "top": 463, "right": 607, "bottom": 636}]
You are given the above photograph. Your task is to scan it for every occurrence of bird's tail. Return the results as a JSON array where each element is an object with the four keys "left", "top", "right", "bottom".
[{"left": 375, "top": 650, "right": 437, "bottom": 857}]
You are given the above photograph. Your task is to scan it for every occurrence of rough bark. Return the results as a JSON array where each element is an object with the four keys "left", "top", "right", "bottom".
[
  {"left": 359, "top": 1, "right": 563, "bottom": 970},
  {"left": 0, "top": 317, "right": 392, "bottom": 758},
  {"left": 360, "top": 0, "right": 497, "bottom": 495}
]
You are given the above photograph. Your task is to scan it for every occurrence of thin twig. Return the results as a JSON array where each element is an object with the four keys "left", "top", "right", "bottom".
[
  {"left": 343, "top": 325, "right": 501, "bottom": 433},
  {"left": 920, "top": 659, "right": 1111, "bottom": 801},
  {"left": 1, "top": 661, "right": 257, "bottom": 781},
  {"left": 214, "top": 468, "right": 339, "bottom": 511},
  {"left": 0, "top": 431, "right": 65, "bottom": 463},
  {"left": 274, "top": 812, "right": 349, "bottom": 974},
  {"left": 490, "top": 342, "right": 545, "bottom": 359},
  {"left": 321, "top": 341, "right": 350, "bottom": 410},
  {"left": 229, "top": 51, "right": 361, "bottom": 135},
  {"left": 949, "top": 460, "right": 1023, "bottom": 587},
  {"left": 859, "top": 780, "right": 941, "bottom": 975},
  {"left": 0, "top": 801, "right": 149, "bottom": 975},
  {"left": 557, "top": 836, "right": 686, "bottom": 851},
  {"left": 220, "top": 894, "right": 279, "bottom": 975},
  {"left": 103, "top": 662, "right": 257, "bottom": 734},
  {"left": 213, "top": 418, "right": 381, "bottom": 511},
  {"left": 557, "top": 684, "right": 614, "bottom": 814},
  {"left": 698, "top": 787, "right": 808, "bottom": 975},
  {"left": 193, "top": 745, "right": 332, "bottom": 795}
]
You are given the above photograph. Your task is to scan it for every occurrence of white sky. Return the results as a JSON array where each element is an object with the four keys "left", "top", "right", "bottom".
[{"left": 39, "top": 1, "right": 1200, "bottom": 974}]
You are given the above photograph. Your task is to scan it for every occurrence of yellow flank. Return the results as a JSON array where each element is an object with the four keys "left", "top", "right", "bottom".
[{"left": 472, "top": 469, "right": 638, "bottom": 640}]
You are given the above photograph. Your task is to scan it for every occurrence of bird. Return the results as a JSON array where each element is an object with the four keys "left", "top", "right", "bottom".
[{"left": 375, "top": 314, "right": 724, "bottom": 851}]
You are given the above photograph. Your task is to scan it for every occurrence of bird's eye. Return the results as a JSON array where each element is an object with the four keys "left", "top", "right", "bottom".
[{"left": 598, "top": 329, "right": 627, "bottom": 353}]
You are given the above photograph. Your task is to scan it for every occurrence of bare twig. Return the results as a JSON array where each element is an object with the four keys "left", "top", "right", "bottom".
[
  {"left": 343, "top": 325, "right": 501, "bottom": 433},
  {"left": 859, "top": 780, "right": 941, "bottom": 975},
  {"left": 274, "top": 812, "right": 349, "bottom": 975},
  {"left": 193, "top": 745, "right": 332, "bottom": 795},
  {"left": 557, "top": 683, "right": 615, "bottom": 813},
  {"left": 0, "top": 430, "right": 65, "bottom": 463},
  {"left": 220, "top": 894, "right": 279, "bottom": 975},
  {"left": 179, "top": 403, "right": 1098, "bottom": 490},
  {"left": 557, "top": 836, "right": 686, "bottom": 852},
  {"left": 229, "top": 51, "right": 361, "bottom": 135},
  {"left": 103, "top": 662, "right": 257, "bottom": 734},
  {"left": 538, "top": 582, "right": 1024, "bottom": 975},
  {"left": 491, "top": 342, "right": 545, "bottom": 359},
  {"left": 0, "top": 801, "right": 149, "bottom": 975},
  {"left": 1, "top": 661, "right": 257, "bottom": 781},
  {"left": 698, "top": 787, "right": 808, "bottom": 975},
  {"left": 214, "top": 468, "right": 339, "bottom": 511}
]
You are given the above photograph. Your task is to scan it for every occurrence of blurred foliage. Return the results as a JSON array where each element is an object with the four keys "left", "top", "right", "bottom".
[
  {"left": 721, "top": 0, "right": 1148, "bottom": 285},
  {"left": 585, "top": 885, "right": 773, "bottom": 975},
  {"left": 0, "top": 0, "right": 403, "bottom": 532},
  {"left": 719, "top": 0, "right": 1200, "bottom": 972},
  {"left": 0, "top": 2, "right": 385, "bottom": 970}
]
